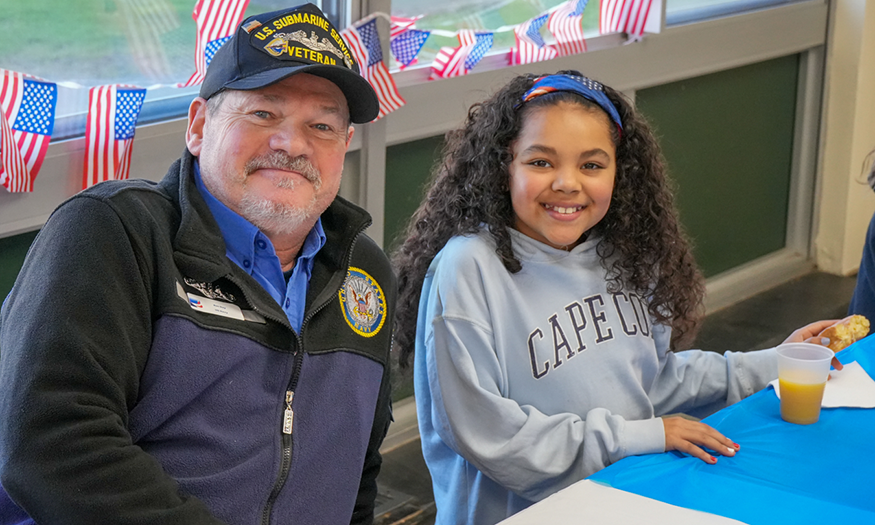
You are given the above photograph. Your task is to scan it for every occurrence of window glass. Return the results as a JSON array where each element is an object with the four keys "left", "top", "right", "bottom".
[
  {"left": 389, "top": 0, "right": 600, "bottom": 69},
  {"left": 0, "top": 0, "right": 342, "bottom": 140},
  {"left": 665, "top": 0, "right": 808, "bottom": 25}
]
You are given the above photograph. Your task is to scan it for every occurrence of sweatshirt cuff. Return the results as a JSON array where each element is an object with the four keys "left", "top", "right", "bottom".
[
  {"left": 622, "top": 417, "right": 666, "bottom": 457},
  {"left": 725, "top": 347, "right": 778, "bottom": 404}
]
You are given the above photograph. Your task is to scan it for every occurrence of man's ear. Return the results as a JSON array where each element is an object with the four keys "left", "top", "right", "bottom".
[
  {"left": 186, "top": 97, "right": 208, "bottom": 156},
  {"left": 345, "top": 125, "right": 355, "bottom": 149}
]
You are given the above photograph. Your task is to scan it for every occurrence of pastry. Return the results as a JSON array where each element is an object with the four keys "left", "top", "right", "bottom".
[{"left": 817, "top": 315, "right": 870, "bottom": 352}]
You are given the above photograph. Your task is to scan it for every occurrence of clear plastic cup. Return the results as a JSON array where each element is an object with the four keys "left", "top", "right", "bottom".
[{"left": 776, "top": 343, "right": 835, "bottom": 425}]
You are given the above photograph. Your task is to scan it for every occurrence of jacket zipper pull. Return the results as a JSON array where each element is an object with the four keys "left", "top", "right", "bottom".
[{"left": 283, "top": 391, "right": 294, "bottom": 435}]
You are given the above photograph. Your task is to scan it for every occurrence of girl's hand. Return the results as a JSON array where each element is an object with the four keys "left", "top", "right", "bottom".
[
  {"left": 782, "top": 319, "right": 844, "bottom": 371},
  {"left": 662, "top": 416, "right": 739, "bottom": 464},
  {"left": 782, "top": 319, "right": 840, "bottom": 344}
]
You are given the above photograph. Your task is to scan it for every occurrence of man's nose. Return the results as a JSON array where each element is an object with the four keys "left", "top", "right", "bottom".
[{"left": 269, "top": 124, "right": 313, "bottom": 157}]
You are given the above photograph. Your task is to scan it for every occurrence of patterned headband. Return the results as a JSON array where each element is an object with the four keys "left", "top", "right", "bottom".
[{"left": 520, "top": 74, "right": 623, "bottom": 134}]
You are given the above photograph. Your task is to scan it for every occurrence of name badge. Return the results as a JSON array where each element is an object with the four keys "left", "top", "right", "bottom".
[{"left": 187, "top": 293, "right": 245, "bottom": 321}]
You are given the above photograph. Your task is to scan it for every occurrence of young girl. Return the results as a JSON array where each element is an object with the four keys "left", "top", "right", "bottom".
[{"left": 391, "top": 71, "right": 833, "bottom": 525}]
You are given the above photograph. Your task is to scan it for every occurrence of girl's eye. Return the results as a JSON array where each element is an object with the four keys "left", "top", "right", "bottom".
[
  {"left": 582, "top": 162, "right": 603, "bottom": 170},
  {"left": 529, "top": 159, "right": 551, "bottom": 168}
]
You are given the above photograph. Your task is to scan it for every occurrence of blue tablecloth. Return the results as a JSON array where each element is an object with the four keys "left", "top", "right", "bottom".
[{"left": 589, "top": 336, "right": 875, "bottom": 524}]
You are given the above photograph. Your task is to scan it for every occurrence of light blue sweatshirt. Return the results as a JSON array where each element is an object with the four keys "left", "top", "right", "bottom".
[{"left": 414, "top": 228, "right": 778, "bottom": 525}]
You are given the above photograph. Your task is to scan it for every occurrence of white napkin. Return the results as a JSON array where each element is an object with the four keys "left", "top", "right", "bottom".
[{"left": 769, "top": 361, "right": 875, "bottom": 408}]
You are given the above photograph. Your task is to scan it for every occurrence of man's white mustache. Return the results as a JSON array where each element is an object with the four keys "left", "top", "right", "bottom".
[{"left": 244, "top": 153, "right": 321, "bottom": 188}]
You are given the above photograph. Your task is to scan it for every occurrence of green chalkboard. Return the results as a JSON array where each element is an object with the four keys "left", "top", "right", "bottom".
[{"left": 635, "top": 55, "right": 799, "bottom": 277}]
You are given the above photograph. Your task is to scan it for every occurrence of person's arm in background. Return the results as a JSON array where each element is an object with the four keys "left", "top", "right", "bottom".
[
  {"left": 0, "top": 196, "right": 224, "bottom": 524},
  {"left": 849, "top": 210, "right": 875, "bottom": 322},
  {"left": 849, "top": 153, "right": 875, "bottom": 321}
]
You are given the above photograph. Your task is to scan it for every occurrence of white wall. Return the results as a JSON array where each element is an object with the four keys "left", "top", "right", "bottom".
[{"left": 815, "top": 0, "right": 875, "bottom": 275}]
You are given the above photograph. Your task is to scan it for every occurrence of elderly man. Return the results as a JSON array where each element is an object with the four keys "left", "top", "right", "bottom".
[{"left": 0, "top": 4, "right": 395, "bottom": 524}]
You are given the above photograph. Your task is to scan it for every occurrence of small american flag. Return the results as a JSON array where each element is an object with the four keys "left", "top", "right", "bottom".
[
  {"left": 548, "top": 0, "right": 588, "bottom": 56},
  {"left": 0, "top": 70, "right": 57, "bottom": 193},
  {"left": 342, "top": 19, "right": 405, "bottom": 120},
  {"left": 431, "top": 31, "right": 493, "bottom": 79},
  {"left": 83, "top": 86, "right": 147, "bottom": 189},
  {"left": 510, "top": 14, "right": 557, "bottom": 66},
  {"left": 390, "top": 15, "right": 421, "bottom": 38},
  {"left": 600, "top": 0, "right": 654, "bottom": 39},
  {"left": 391, "top": 28, "right": 430, "bottom": 69},
  {"left": 179, "top": 0, "right": 250, "bottom": 88}
]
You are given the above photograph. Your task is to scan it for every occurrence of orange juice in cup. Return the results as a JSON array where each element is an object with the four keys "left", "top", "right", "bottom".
[
  {"left": 776, "top": 343, "right": 834, "bottom": 425},
  {"left": 778, "top": 379, "right": 827, "bottom": 425}
]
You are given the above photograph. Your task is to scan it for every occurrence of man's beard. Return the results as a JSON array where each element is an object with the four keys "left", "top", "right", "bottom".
[{"left": 239, "top": 152, "right": 324, "bottom": 235}]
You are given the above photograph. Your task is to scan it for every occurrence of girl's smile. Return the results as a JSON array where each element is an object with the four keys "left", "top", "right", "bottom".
[
  {"left": 508, "top": 102, "right": 617, "bottom": 250},
  {"left": 543, "top": 204, "right": 585, "bottom": 215}
]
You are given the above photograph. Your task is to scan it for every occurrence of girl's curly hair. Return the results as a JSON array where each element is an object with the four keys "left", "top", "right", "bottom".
[{"left": 391, "top": 70, "right": 705, "bottom": 367}]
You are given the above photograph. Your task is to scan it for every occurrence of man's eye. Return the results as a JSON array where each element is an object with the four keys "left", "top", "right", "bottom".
[
  {"left": 253, "top": 111, "right": 271, "bottom": 119},
  {"left": 314, "top": 123, "right": 333, "bottom": 131}
]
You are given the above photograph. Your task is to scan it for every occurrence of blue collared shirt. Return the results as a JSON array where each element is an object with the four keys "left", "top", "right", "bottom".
[{"left": 194, "top": 163, "right": 325, "bottom": 333}]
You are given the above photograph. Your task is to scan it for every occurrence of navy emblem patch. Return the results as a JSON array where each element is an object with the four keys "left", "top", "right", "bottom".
[{"left": 339, "top": 267, "right": 386, "bottom": 337}]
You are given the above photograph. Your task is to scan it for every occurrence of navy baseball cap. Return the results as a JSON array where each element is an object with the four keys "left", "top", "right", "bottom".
[{"left": 199, "top": 3, "right": 379, "bottom": 123}]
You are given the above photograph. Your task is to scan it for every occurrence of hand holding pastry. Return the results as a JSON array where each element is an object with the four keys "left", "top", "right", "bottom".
[{"left": 816, "top": 315, "right": 870, "bottom": 352}]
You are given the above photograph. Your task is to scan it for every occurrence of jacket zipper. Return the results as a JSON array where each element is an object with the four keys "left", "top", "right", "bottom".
[
  {"left": 260, "top": 351, "right": 303, "bottom": 525},
  {"left": 220, "top": 274, "right": 298, "bottom": 525},
  {"left": 257, "top": 232, "right": 364, "bottom": 525}
]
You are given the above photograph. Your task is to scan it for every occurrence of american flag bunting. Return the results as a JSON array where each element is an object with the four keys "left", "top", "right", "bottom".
[
  {"left": 83, "top": 85, "right": 147, "bottom": 189},
  {"left": 391, "top": 28, "right": 430, "bottom": 69},
  {"left": 342, "top": 18, "right": 405, "bottom": 120},
  {"left": 510, "top": 14, "right": 557, "bottom": 65},
  {"left": 431, "top": 30, "right": 494, "bottom": 79},
  {"left": 389, "top": 14, "right": 428, "bottom": 69},
  {"left": 548, "top": 0, "right": 588, "bottom": 56},
  {"left": 179, "top": 0, "right": 250, "bottom": 87},
  {"left": 390, "top": 15, "right": 421, "bottom": 38},
  {"left": 0, "top": 69, "right": 57, "bottom": 193},
  {"left": 600, "top": 0, "right": 654, "bottom": 39}
]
